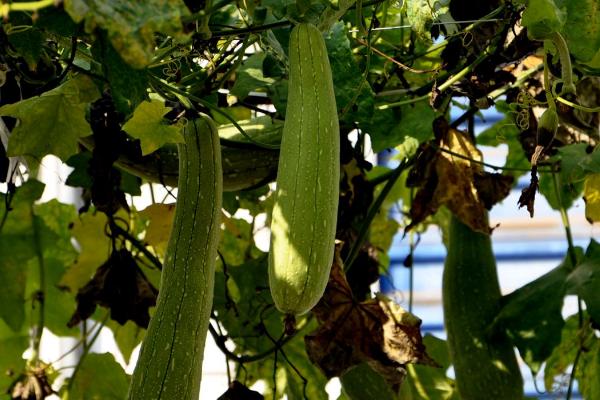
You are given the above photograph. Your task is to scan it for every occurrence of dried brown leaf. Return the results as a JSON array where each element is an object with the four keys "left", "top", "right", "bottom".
[
  {"left": 407, "top": 122, "right": 491, "bottom": 234},
  {"left": 474, "top": 172, "right": 514, "bottom": 210},
  {"left": 305, "top": 248, "right": 435, "bottom": 386}
]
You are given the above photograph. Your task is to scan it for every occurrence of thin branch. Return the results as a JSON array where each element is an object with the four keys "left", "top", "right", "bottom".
[
  {"left": 110, "top": 223, "right": 163, "bottom": 270},
  {"left": 355, "top": 38, "right": 439, "bottom": 74},
  {"left": 207, "top": 322, "right": 295, "bottom": 364},
  {"left": 210, "top": 21, "right": 291, "bottom": 38}
]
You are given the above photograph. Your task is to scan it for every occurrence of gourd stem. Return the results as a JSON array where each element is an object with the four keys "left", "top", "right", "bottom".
[
  {"left": 549, "top": 31, "right": 576, "bottom": 95},
  {"left": 543, "top": 45, "right": 557, "bottom": 112},
  {"left": 556, "top": 96, "right": 600, "bottom": 113},
  {"left": 551, "top": 168, "right": 583, "bottom": 400},
  {"left": 550, "top": 167, "right": 577, "bottom": 267}
]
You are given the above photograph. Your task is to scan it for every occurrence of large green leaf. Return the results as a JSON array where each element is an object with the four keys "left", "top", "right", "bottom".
[
  {"left": 521, "top": 0, "right": 566, "bottom": 40},
  {"left": 28, "top": 200, "right": 79, "bottom": 337},
  {"left": 477, "top": 111, "right": 529, "bottom": 179},
  {"left": 543, "top": 314, "right": 580, "bottom": 391},
  {"left": 340, "top": 363, "right": 398, "bottom": 400},
  {"left": 566, "top": 239, "right": 600, "bottom": 325},
  {"left": 406, "top": 0, "right": 450, "bottom": 41},
  {"left": 556, "top": 0, "right": 600, "bottom": 66},
  {"left": 398, "top": 334, "right": 458, "bottom": 400},
  {"left": 491, "top": 256, "right": 578, "bottom": 375},
  {"left": 0, "top": 320, "right": 28, "bottom": 393},
  {"left": 578, "top": 338, "right": 600, "bottom": 399},
  {"left": 68, "top": 353, "right": 130, "bottom": 399},
  {"left": 108, "top": 320, "right": 145, "bottom": 364},
  {"left": 324, "top": 22, "right": 375, "bottom": 127},
  {"left": 231, "top": 53, "right": 276, "bottom": 100},
  {"left": 543, "top": 313, "right": 597, "bottom": 393},
  {"left": 91, "top": 32, "right": 149, "bottom": 114},
  {"left": 213, "top": 256, "right": 284, "bottom": 356},
  {"left": 64, "top": 0, "right": 190, "bottom": 68},
  {"left": 60, "top": 211, "right": 112, "bottom": 291},
  {"left": 368, "top": 102, "right": 435, "bottom": 152},
  {"left": 7, "top": 27, "right": 44, "bottom": 69},
  {"left": 0, "top": 180, "right": 45, "bottom": 331},
  {"left": 283, "top": 332, "right": 328, "bottom": 400},
  {"left": 122, "top": 100, "right": 184, "bottom": 155},
  {"left": 0, "top": 75, "right": 100, "bottom": 166}
]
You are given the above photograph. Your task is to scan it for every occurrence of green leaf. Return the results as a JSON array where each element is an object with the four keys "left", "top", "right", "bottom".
[
  {"left": 0, "top": 180, "right": 45, "bottom": 331},
  {"left": 35, "top": 7, "right": 79, "bottom": 37},
  {"left": 398, "top": 335, "right": 458, "bottom": 400},
  {"left": 0, "top": 320, "right": 28, "bottom": 393},
  {"left": 492, "top": 256, "right": 578, "bottom": 375},
  {"left": 91, "top": 32, "right": 149, "bottom": 114},
  {"left": 538, "top": 171, "right": 583, "bottom": 211},
  {"left": 324, "top": 22, "right": 375, "bottom": 127},
  {"left": 578, "top": 338, "right": 600, "bottom": 399},
  {"left": 0, "top": 75, "right": 100, "bottom": 166},
  {"left": 66, "top": 152, "right": 94, "bottom": 188},
  {"left": 406, "top": 0, "right": 449, "bottom": 42},
  {"left": 369, "top": 103, "right": 435, "bottom": 152},
  {"left": 566, "top": 239, "right": 600, "bottom": 325},
  {"left": 543, "top": 314, "right": 589, "bottom": 391},
  {"left": 340, "top": 363, "right": 398, "bottom": 400},
  {"left": 65, "top": 151, "right": 141, "bottom": 195},
  {"left": 583, "top": 173, "right": 600, "bottom": 223},
  {"left": 555, "top": 0, "right": 600, "bottom": 64},
  {"left": 282, "top": 333, "right": 328, "bottom": 400},
  {"left": 31, "top": 200, "right": 79, "bottom": 336},
  {"left": 64, "top": 0, "right": 190, "bottom": 68},
  {"left": 107, "top": 320, "right": 145, "bottom": 364},
  {"left": 69, "top": 353, "right": 130, "bottom": 399},
  {"left": 231, "top": 53, "right": 276, "bottom": 100},
  {"left": 122, "top": 100, "right": 184, "bottom": 155},
  {"left": 521, "top": 0, "right": 566, "bottom": 40},
  {"left": 477, "top": 114, "right": 529, "bottom": 178},
  {"left": 213, "top": 256, "right": 284, "bottom": 355},
  {"left": 7, "top": 27, "right": 44, "bottom": 69},
  {"left": 61, "top": 211, "right": 112, "bottom": 291},
  {"left": 263, "top": 0, "right": 295, "bottom": 19}
]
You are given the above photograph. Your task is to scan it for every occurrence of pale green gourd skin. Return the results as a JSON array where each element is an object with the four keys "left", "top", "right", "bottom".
[
  {"left": 443, "top": 215, "right": 524, "bottom": 400},
  {"left": 268, "top": 23, "right": 340, "bottom": 315},
  {"left": 127, "top": 117, "right": 222, "bottom": 400}
]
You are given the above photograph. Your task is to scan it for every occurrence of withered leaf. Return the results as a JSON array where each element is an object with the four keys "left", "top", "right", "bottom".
[
  {"left": 216, "top": 381, "right": 264, "bottom": 400},
  {"left": 518, "top": 168, "right": 539, "bottom": 218},
  {"left": 10, "top": 366, "right": 54, "bottom": 400},
  {"left": 305, "top": 249, "right": 436, "bottom": 386},
  {"left": 407, "top": 122, "right": 490, "bottom": 234},
  {"left": 67, "top": 248, "right": 158, "bottom": 328},
  {"left": 474, "top": 172, "right": 514, "bottom": 210}
]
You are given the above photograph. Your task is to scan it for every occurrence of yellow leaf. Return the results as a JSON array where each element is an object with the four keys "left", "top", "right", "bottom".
[
  {"left": 583, "top": 174, "right": 600, "bottom": 223},
  {"left": 61, "top": 212, "right": 112, "bottom": 291},
  {"left": 140, "top": 203, "right": 176, "bottom": 250}
]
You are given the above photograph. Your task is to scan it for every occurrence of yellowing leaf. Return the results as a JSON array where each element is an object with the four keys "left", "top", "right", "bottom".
[
  {"left": 139, "top": 203, "right": 176, "bottom": 250},
  {"left": 407, "top": 123, "right": 493, "bottom": 234},
  {"left": 64, "top": 0, "right": 190, "bottom": 68},
  {"left": 61, "top": 212, "right": 112, "bottom": 291},
  {"left": 583, "top": 173, "right": 600, "bottom": 223},
  {"left": 0, "top": 75, "right": 100, "bottom": 166},
  {"left": 122, "top": 100, "right": 184, "bottom": 155}
]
